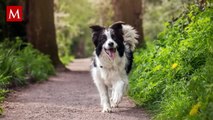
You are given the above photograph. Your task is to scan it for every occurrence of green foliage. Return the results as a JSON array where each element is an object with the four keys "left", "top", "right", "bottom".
[
  {"left": 55, "top": 0, "right": 98, "bottom": 59},
  {"left": 144, "top": 0, "right": 195, "bottom": 41},
  {"left": 0, "top": 39, "right": 55, "bottom": 114},
  {"left": 0, "top": 89, "right": 8, "bottom": 115},
  {"left": 60, "top": 55, "right": 74, "bottom": 65},
  {"left": 55, "top": 0, "right": 113, "bottom": 60},
  {"left": 129, "top": 6, "right": 213, "bottom": 120},
  {"left": 17, "top": 44, "right": 55, "bottom": 80}
]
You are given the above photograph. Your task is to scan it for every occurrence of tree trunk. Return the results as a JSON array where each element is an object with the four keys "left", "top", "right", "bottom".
[
  {"left": 111, "top": 0, "right": 145, "bottom": 47},
  {"left": 27, "top": 0, "right": 64, "bottom": 69},
  {"left": 199, "top": 0, "right": 206, "bottom": 9}
]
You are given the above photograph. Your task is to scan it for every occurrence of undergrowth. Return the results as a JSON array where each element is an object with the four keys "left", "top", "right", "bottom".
[
  {"left": 129, "top": 5, "right": 213, "bottom": 120},
  {"left": 0, "top": 39, "right": 55, "bottom": 114}
]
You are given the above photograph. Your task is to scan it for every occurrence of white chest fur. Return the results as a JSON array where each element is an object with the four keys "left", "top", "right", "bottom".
[{"left": 94, "top": 50, "right": 127, "bottom": 86}]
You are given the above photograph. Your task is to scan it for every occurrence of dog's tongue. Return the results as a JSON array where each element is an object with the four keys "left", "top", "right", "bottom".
[
  {"left": 107, "top": 49, "right": 116, "bottom": 60},
  {"left": 109, "top": 50, "right": 115, "bottom": 59}
]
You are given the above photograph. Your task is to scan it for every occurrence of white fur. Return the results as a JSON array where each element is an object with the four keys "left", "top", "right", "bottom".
[
  {"left": 103, "top": 29, "right": 117, "bottom": 49},
  {"left": 122, "top": 25, "right": 139, "bottom": 51},
  {"left": 91, "top": 24, "right": 138, "bottom": 113},
  {"left": 91, "top": 50, "right": 128, "bottom": 112}
]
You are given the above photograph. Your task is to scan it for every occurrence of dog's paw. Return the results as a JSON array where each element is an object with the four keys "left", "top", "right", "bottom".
[
  {"left": 102, "top": 106, "right": 112, "bottom": 113},
  {"left": 111, "top": 94, "right": 122, "bottom": 106},
  {"left": 110, "top": 98, "right": 118, "bottom": 108},
  {"left": 111, "top": 102, "right": 118, "bottom": 108}
]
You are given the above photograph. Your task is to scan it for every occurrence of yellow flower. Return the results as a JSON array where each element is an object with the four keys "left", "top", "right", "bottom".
[
  {"left": 172, "top": 63, "right": 178, "bottom": 69},
  {"left": 189, "top": 102, "right": 201, "bottom": 116}
]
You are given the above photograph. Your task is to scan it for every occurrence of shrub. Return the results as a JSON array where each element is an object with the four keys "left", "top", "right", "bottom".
[
  {"left": 16, "top": 44, "right": 55, "bottom": 81},
  {"left": 0, "top": 39, "right": 55, "bottom": 114},
  {"left": 129, "top": 5, "right": 213, "bottom": 120}
]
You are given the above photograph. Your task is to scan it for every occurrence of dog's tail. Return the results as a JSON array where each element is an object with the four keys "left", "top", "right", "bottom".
[{"left": 122, "top": 24, "right": 139, "bottom": 51}]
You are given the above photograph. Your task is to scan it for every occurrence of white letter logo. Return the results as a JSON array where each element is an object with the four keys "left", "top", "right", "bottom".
[
  {"left": 9, "top": 9, "right": 20, "bottom": 19},
  {"left": 6, "top": 6, "right": 23, "bottom": 22}
]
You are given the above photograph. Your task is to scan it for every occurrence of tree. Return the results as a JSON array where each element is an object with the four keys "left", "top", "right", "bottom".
[
  {"left": 111, "top": 0, "right": 145, "bottom": 46},
  {"left": 26, "top": 0, "right": 64, "bottom": 69}
]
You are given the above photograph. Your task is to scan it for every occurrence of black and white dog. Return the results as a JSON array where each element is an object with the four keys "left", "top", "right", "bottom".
[{"left": 90, "top": 22, "right": 138, "bottom": 112}]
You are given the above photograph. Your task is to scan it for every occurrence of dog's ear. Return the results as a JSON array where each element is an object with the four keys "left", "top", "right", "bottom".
[
  {"left": 89, "top": 25, "right": 104, "bottom": 47},
  {"left": 89, "top": 25, "right": 104, "bottom": 32},
  {"left": 110, "top": 21, "right": 125, "bottom": 30}
]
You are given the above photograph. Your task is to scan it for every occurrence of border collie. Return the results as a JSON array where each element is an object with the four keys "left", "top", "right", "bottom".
[{"left": 90, "top": 21, "right": 138, "bottom": 112}]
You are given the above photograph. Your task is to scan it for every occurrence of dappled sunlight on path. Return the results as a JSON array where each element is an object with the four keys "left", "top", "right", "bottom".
[{"left": 66, "top": 58, "right": 91, "bottom": 72}]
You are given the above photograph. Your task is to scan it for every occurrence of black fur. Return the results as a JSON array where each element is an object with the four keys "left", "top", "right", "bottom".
[
  {"left": 90, "top": 26, "right": 125, "bottom": 57},
  {"left": 125, "top": 50, "right": 133, "bottom": 74},
  {"left": 110, "top": 25, "right": 125, "bottom": 57},
  {"left": 90, "top": 23, "right": 133, "bottom": 74},
  {"left": 110, "top": 22, "right": 133, "bottom": 73},
  {"left": 93, "top": 57, "right": 97, "bottom": 67},
  {"left": 90, "top": 25, "right": 104, "bottom": 48},
  {"left": 90, "top": 25, "right": 106, "bottom": 56}
]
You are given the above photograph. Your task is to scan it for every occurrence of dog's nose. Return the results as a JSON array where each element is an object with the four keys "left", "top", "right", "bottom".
[{"left": 108, "top": 42, "right": 114, "bottom": 47}]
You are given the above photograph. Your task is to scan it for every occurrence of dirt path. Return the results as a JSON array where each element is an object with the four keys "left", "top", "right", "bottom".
[{"left": 1, "top": 59, "right": 150, "bottom": 120}]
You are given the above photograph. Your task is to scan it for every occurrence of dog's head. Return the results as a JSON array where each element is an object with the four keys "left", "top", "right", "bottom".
[{"left": 90, "top": 21, "right": 125, "bottom": 59}]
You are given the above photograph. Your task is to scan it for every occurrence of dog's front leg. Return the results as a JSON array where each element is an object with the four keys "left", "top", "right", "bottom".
[
  {"left": 94, "top": 81, "right": 111, "bottom": 113},
  {"left": 111, "top": 80, "right": 125, "bottom": 108}
]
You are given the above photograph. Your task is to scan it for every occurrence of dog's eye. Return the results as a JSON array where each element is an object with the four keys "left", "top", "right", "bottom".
[{"left": 111, "top": 34, "right": 115, "bottom": 39}]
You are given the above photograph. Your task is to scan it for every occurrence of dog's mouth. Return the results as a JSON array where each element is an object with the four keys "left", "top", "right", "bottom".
[{"left": 104, "top": 48, "right": 116, "bottom": 60}]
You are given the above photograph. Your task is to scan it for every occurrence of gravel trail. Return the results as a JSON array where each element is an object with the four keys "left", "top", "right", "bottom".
[{"left": 2, "top": 58, "right": 150, "bottom": 120}]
